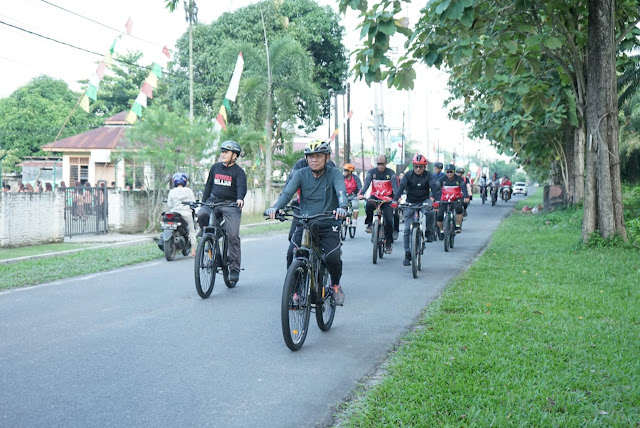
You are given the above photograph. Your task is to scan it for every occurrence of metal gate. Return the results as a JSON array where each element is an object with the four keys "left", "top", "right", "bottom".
[{"left": 62, "top": 187, "right": 109, "bottom": 236}]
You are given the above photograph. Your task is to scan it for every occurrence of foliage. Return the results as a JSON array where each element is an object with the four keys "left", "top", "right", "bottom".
[
  {"left": 168, "top": 0, "right": 348, "bottom": 120},
  {"left": 122, "top": 104, "right": 213, "bottom": 231},
  {"left": 0, "top": 76, "right": 100, "bottom": 171}
]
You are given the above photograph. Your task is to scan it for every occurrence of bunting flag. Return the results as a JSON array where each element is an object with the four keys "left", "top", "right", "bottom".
[
  {"left": 141, "top": 82, "right": 153, "bottom": 99},
  {"left": 125, "top": 17, "right": 133, "bottom": 35},
  {"left": 89, "top": 74, "right": 100, "bottom": 89},
  {"left": 216, "top": 113, "right": 227, "bottom": 131},
  {"left": 125, "top": 110, "right": 138, "bottom": 125},
  {"left": 131, "top": 101, "right": 143, "bottom": 117},
  {"left": 135, "top": 93, "right": 147, "bottom": 108},
  {"left": 151, "top": 63, "right": 163, "bottom": 78},
  {"left": 329, "top": 110, "right": 354, "bottom": 141},
  {"left": 96, "top": 62, "right": 107, "bottom": 80},
  {"left": 146, "top": 73, "right": 158, "bottom": 88},
  {"left": 109, "top": 38, "right": 117, "bottom": 55},
  {"left": 162, "top": 45, "right": 170, "bottom": 59},
  {"left": 222, "top": 98, "right": 231, "bottom": 113},
  {"left": 86, "top": 84, "right": 98, "bottom": 101},
  {"left": 219, "top": 105, "right": 228, "bottom": 122},
  {"left": 79, "top": 95, "right": 90, "bottom": 113},
  {"left": 225, "top": 52, "right": 244, "bottom": 102},
  {"left": 102, "top": 53, "right": 113, "bottom": 68}
]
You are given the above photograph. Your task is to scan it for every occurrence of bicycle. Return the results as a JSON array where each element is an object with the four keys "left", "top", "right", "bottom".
[
  {"left": 440, "top": 200, "right": 459, "bottom": 252},
  {"left": 490, "top": 184, "right": 499, "bottom": 206},
  {"left": 400, "top": 201, "right": 433, "bottom": 278},
  {"left": 339, "top": 196, "right": 358, "bottom": 240},
  {"left": 190, "top": 200, "right": 239, "bottom": 298},
  {"left": 368, "top": 196, "right": 392, "bottom": 264},
  {"left": 480, "top": 185, "right": 487, "bottom": 204},
  {"left": 271, "top": 208, "right": 337, "bottom": 351}
]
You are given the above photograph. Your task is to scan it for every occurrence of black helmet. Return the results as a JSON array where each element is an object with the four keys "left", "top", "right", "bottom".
[
  {"left": 304, "top": 140, "right": 331, "bottom": 155},
  {"left": 445, "top": 164, "right": 456, "bottom": 172},
  {"left": 456, "top": 167, "right": 465, "bottom": 174},
  {"left": 434, "top": 162, "right": 443, "bottom": 169},
  {"left": 220, "top": 140, "right": 242, "bottom": 155}
]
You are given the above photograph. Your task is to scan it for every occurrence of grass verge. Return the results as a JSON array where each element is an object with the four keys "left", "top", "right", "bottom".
[
  {"left": 337, "top": 195, "right": 640, "bottom": 426},
  {"left": 0, "top": 243, "right": 90, "bottom": 261}
]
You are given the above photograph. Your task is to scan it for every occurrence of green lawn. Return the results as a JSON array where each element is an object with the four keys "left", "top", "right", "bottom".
[
  {"left": 0, "top": 243, "right": 90, "bottom": 261},
  {"left": 337, "top": 191, "right": 639, "bottom": 426}
]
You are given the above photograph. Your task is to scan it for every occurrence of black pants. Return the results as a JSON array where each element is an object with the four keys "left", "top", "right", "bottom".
[
  {"left": 288, "top": 222, "right": 342, "bottom": 286},
  {"left": 364, "top": 201, "right": 394, "bottom": 244}
]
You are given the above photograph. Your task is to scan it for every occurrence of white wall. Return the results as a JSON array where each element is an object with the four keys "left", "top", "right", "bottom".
[{"left": 0, "top": 192, "right": 65, "bottom": 248}]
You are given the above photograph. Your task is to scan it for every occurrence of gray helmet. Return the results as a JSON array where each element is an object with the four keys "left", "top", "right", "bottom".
[
  {"left": 434, "top": 162, "right": 443, "bottom": 169},
  {"left": 304, "top": 140, "right": 331, "bottom": 155},
  {"left": 220, "top": 140, "right": 242, "bottom": 155},
  {"left": 456, "top": 167, "right": 465, "bottom": 174},
  {"left": 445, "top": 164, "right": 456, "bottom": 172}
]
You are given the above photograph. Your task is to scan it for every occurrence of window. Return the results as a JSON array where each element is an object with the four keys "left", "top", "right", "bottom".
[
  {"left": 69, "top": 157, "right": 89, "bottom": 185},
  {"left": 125, "top": 160, "right": 144, "bottom": 189}
]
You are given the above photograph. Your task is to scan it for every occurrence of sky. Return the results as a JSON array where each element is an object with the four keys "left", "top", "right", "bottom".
[{"left": 0, "top": 0, "right": 504, "bottom": 165}]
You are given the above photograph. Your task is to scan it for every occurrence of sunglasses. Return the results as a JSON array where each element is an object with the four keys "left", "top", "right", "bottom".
[
  {"left": 343, "top": 169, "right": 350, "bottom": 172},
  {"left": 446, "top": 170, "right": 454, "bottom": 173},
  {"left": 220, "top": 149, "right": 229, "bottom": 153},
  {"left": 377, "top": 163, "right": 386, "bottom": 165},
  {"left": 414, "top": 165, "right": 425, "bottom": 168}
]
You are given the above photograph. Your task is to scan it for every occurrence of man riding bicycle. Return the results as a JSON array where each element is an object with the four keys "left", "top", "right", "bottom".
[
  {"left": 343, "top": 163, "right": 362, "bottom": 222},
  {"left": 358, "top": 154, "right": 398, "bottom": 254},
  {"left": 436, "top": 164, "right": 469, "bottom": 236},
  {"left": 392, "top": 154, "right": 436, "bottom": 266},
  {"left": 198, "top": 140, "right": 247, "bottom": 283},
  {"left": 266, "top": 140, "right": 348, "bottom": 305}
]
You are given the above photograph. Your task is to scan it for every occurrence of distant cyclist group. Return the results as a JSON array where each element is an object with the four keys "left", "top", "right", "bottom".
[{"left": 162, "top": 138, "right": 515, "bottom": 350}]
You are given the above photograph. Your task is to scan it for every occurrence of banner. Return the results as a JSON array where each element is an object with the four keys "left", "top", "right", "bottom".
[{"left": 225, "top": 53, "right": 244, "bottom": 102}]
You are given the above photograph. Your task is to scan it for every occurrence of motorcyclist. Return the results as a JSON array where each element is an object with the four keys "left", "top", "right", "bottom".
[
  {"left": 392, "top": 154, "right": 436, "bottom": 266},
  {"left": 166, "top": 172, "right": 197, "bottom": 256},
  {"left": 436, "top": 164, "right": 470, "bottom": 236},
  {"left": 265, "top": 140, "right": 348, "bottom": 305},
  {"left": 198, "top": 140, "right": 247, "bottom": 283},
  {"left": 343, "top": 163, "right": 362, "bottom": 221},
  {"left": 501, "top": 176, "right": 513, "bottom": 199}
]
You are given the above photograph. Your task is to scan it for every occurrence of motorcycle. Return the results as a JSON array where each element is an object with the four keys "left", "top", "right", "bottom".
[
  {"left": 501, "top": 186, "right": 512, "bottom": 202},
  {"left": 157, "top": 209, "right": 197, "bottom": 261}
]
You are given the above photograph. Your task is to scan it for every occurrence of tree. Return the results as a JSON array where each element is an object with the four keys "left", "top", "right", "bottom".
[
  {"left": 167, "top": 0, "right": 348, "bottom": 121},
  {"left": 122, "top": 104, "right": 213, "bottom": 232},
  {"left": 0, "top": 76, "right": 99, "bottom": 172}
]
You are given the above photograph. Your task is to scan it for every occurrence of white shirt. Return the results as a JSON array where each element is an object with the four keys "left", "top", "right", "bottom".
[{"left": 167, "top": 186, "right": 196, "bottom": 218}]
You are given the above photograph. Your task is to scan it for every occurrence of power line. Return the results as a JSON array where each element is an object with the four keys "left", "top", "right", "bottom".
[{"left": 39, "top": 0, "right": 177, "bottom": 55}]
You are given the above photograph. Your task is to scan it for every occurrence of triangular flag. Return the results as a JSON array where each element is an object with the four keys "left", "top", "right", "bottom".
[
  {"left": 162, "top": 45, "right": 170, "bottom": 59},
  {"left": 125, "top": 17, "right": 133, "bottom": 35},
  {"left": 146, "top": 73, "right": 158, "bottom": 89},
  {"left": 131, "top": 101, "right": 143, "bottom": 117},
  {"left": 219, "top": 105, "right": 228, "bottom": 122},
  {"left": 86, "top": 84, "right": 97, "bottom": 101},
  {"left": 109, "top": 39, "right": 117, "bottom": 55},
  {"left": 225, "top": 52, "right": 244, "bottom": 102},
  {"left": 216, "top": 113, "right": 227, "bottom": 131},
  {"left": 80, "top": 95, "right": 90, "bottom": 113},
  {"left": 89, "top": 74, "right": 100, "bottom": 89},
  {"left": 96, "top": 62, "right": 107, "bottom": 80},
  {"left": 222, "top": 98, "right": 231, "bottom": 113},
  {"left": 141, "top": 82, "right": 153, "bottom": 99},
  {"left": 213, "top": 120, "right": 222, "bottom": 132},
  {"left": 102, "top": 53, "right": 113, "bottom": 68},
  {"left": 135, "top": 92, "right": 147, "bottom": 108},
  {"left": 347, "top": 110, "right": 353, "bottom": 119},
  {"left": 125, "top": 110, "right": 138, "bottom": 124},
  {"left": 151, "top": 63, "right": 163, "bottom": 78}
]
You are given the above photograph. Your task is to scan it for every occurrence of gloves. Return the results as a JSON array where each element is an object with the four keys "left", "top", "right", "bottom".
[
  {"left": 432, "top": 202, "right": 440, "bottom": 209},
  {"left": 264, "top": 207, "right": 278, "bottom": 217},
  {"left": 335, "top": 207, "right": 348, "bottom": 218},
  {"left": 390, "top": 201, "right": 398, "bottom": 209}
]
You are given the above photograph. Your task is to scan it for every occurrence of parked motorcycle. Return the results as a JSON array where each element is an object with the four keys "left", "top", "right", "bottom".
[{"left": 157, "top": 210, "right": 196, "bottom": 261}]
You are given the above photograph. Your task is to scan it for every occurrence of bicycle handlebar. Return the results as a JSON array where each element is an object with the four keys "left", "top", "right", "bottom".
[
  {"left": 183, "top": 200, "right": 238, "bottom": 209},
  {"left": 400, "top": 202, "right": 433, "bottom": 210}
]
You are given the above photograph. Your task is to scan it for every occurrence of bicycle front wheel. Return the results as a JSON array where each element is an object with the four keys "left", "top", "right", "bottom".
[
  {"left": 315, "top": 264, "right": 335, "bottom": 331},
  {"left": 340, "top": 220, "right": 347, "bottom": 241},
  {"left": 281, "top": 259, "right": 311, "bottom": 351},
  {"left": 372, "top": 221, "right": 379, "bottom": 264},
  {"left": 378, "top": 222, "right": 385, "bottom": 259},
  {"left": 443, "top": 214, "right": 450, "bottom": 252},
  {"left": 194, "top": 235, "right": 216, "bottom": 298},
  {"left": 411, "top": 226, "right": 420, "bottom": 278}
]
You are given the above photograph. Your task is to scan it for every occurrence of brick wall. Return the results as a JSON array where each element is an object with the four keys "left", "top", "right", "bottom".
[{"left": 0, "top": 192, "right": 65, "bottom": 248}]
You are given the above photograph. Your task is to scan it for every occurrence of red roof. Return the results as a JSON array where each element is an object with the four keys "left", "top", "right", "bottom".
[{"left": 41, "top": 111, "right": 130, "bottom": 152}]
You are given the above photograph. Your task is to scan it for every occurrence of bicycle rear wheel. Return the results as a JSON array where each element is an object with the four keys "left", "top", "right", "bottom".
[
  {"left": 315, "top": 264, "right": 335, "bottom": 331},
  {"left": 194, "top": 235, "right": 216, "bottom": 298},
  {"left": 220, "top": 236, "right": 234, "bottom": 288},
  {"left": 281, "top": 259, "right": 311, "bottom": 351},
  {"left": 450, "top": 217, "right": 456, "bottom": 249},
  {"left": 372, "top": 221, "right": 379, "bottom": 264},
  {"left": 411, "top": 226, "right": 420, "bottom": 278},
  {"left": 443, "top": 214, "right": 450, "bottom": 252},
  {"left": 378, "top": 222, "right": 385, "bottom": 259}
]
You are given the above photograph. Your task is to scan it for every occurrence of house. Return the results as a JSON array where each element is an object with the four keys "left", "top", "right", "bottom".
[{"left": 41, "top": 112, "right": 143, "bottom": 188}]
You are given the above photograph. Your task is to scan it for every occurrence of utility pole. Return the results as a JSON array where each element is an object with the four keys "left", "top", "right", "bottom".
[
  {"left": 260, "top": 6, "right": 273, "bottom": 202},
  {"left": 334, "top": 91, "right": 340, "bottom": 165},
  {"left": 345, "top": 84, "right": 351, "bottom": 163},
  {"left": 328, "top": 89, "right": 333, "bottom": 139},
  {"left": 401, "top": 111, "right": 405, "bottom": 167},
  {"left": 360, "top": 123, "right": 365, "bottom": 178}
]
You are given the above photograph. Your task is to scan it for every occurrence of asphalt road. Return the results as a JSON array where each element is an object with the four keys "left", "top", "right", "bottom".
[{"left": 0, "top": 195, "right": 521, "bottom": 428}]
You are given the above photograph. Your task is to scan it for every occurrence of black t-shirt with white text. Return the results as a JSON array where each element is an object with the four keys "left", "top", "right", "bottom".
[{"left": 202, "top": 162, "right": 247, "bottom": 203}]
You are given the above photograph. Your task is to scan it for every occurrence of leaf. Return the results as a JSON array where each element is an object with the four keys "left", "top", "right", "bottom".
[
  {"left": 435, "top": 0, "right": 452, "bottom": 15},
  {"left": 360, "top": 21, "right": 371, "bottom": 40},
  {"left": 542, "top": 36, "right": 563, "bottom": 50},
  {"left": 445, "top": 0, "right": 465, "bottom": 20},
  {"left": 527, "top": 57, "right": 540, "bottom": 74},
  {"left": 493, "top": 98, "right": 503, "bottom": 112},
  {"left": 504, "top": 40, "right": 518, "bottom": 54},
  {"left": 378, "top": 20, "right": 397, "bottom": 36},
  {"left": 460, "top": 7, "right": 474, "bottom": 27}
]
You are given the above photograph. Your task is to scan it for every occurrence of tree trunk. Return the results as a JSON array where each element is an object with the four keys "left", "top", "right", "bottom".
[
  {"left": 573, "top": 124, "right": 585, "bottom": 204},
  {"left": 583, "top": 0, "right": 626, "bottom": 241},
  {"left": 563, "top": 124, "right": 575, "bottom": 201}
]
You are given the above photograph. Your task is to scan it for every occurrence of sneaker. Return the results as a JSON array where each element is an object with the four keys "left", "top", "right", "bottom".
[
  {"left": 331, "top": 284, "right": 345, "bottom": 306},
  {"left": 384, "top": 244, "right": 393, "bottom": 254},
  {"left": 229, "top": 269, "right": 240, "bottom": 282},
  {"left": 455, "top": 225, "right": 461, "bottom": 234},
  {"left": 403, "top": 252, "right": 411, "bottom": 266},
  {"left": 439, "top": 230, "right": 444, "bottom": 240},
  {"left": 392, "top": 230, "right": 399, "bottom": 240},
  {"left": 425, "top": 231, "right": 434, "bottom": 243},
  {"left": 365, "top": 224, "right": 372, "bottom": 233}
]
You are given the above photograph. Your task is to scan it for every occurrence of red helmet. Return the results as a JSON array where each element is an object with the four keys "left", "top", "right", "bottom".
[{"left": 412, "top": 154, "right": 427, "bottom": 166}]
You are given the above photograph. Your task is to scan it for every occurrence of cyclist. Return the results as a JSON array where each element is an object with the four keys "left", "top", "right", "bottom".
[
  {"left": 478, "top": 173, "right": 488, "bottom": 201},
  {"left": 436, "top": 164, "right": 470, "bottom": 236},
  {"left": 358, "top": 154, "right": 398, "bottom": 254},
  {"left": 343, "top": 163, "right": 362, "bottom": 222},
  {"left": 488, "top": 172, "right": 500, "bottom": 202},
  {"left": 198, "top": 140, "right": 247, "bottom": 283},
  {"left": 456, "top": 167, "right": 472, "bottom": 217},
  {"left": 501, "top": 175, "right": 512, "bottom": 199},
  {"left": 167, "top": 172, "right": 197, "bottom": 256},
  {"left": 392, "top": 154, "right": 436, "bottom": 266},
  {"left": 265, "top": 141, "right": 348, "bottom": 305}
]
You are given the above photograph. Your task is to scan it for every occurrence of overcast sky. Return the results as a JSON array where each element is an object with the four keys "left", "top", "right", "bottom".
[{"left": 0, "top": 0, "right": 502, "bottom": 164}]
